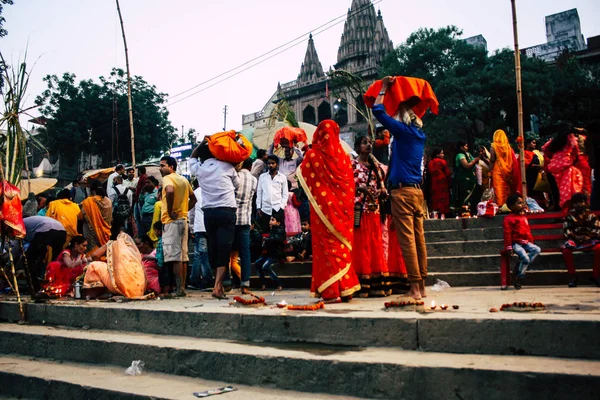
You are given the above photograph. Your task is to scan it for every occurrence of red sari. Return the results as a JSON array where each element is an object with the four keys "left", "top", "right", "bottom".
[
  {"left": 43, "top": 250, "right": 85, "bottom": 296},
  {"left": 542, "top": 134, "right": 583, "bottom": 208},
  {"left": 298, "top": 120, "right": 360, "bottom": 300},
  {"left": 426, "top": 158, "right": 451, "bottom": 214}
]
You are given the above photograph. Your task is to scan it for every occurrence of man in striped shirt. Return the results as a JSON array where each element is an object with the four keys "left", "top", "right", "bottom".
[{"left": 232, "top": 158, "right": 257, "bottom": 293}]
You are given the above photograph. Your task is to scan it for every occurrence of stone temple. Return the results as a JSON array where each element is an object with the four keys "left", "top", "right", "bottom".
[{"left": 242, "top": 0, "right": 394, "bottom": 145}]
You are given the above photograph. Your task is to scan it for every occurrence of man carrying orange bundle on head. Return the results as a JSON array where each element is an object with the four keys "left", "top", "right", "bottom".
[{"left": 365, "top": 76, "right": 439, "bottom": 301}]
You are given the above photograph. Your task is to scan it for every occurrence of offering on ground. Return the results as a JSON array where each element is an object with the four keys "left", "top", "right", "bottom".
[{"left": 500, "top": 302, "right": 546, "bottom": 312}]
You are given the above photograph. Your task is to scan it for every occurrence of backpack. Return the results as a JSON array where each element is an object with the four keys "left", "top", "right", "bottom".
[{"left": 114, "top": 186, "right": 131, "bottom": 219}]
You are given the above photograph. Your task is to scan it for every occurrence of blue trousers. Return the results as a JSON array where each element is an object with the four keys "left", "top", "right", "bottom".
[
  {"left": 191, "top": 232, "right": 212, "bottom": 286},
  {"left": 512, "top": 242, "right": 541, "bottom": 278},
  {"left": 255, "top": 256, "right": 281, "bottom": 287}
]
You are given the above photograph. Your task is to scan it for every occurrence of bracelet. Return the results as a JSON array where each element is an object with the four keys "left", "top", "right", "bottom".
[{"left": 378, "top": 91, "right": 386, "bottom": 96}]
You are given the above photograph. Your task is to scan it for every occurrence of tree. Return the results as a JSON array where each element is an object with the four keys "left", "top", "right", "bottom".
[
  {"left": 35, "top": 68, "right": 176, "bottom": 166},
  {"left": 379, "top": 25, "right": 586, "bottom": 147}
]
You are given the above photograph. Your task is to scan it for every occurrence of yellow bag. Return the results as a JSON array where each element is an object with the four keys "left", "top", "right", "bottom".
[
  {"left": 207, "top": 130, "right": 253, "bottom": 164},
  {"left": 533, "top": 171, "right": 551, "bottom": 193}
]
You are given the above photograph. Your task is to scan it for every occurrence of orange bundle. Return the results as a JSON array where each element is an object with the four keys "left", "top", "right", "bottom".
[
  {"left": 233, "top": 295, "right": 265, "bottom": 305},
  {"left": 207, "top": 130, "right": 253, "bottom": 164},
  {"left": 287, "top": 301, "right": 325, "bottom": 311},
  {"left": 273, "top": 126, "right": 308, "bottom": 148},
  {"left": 363, "top": 76, "right": 439, "bottom": 118}
]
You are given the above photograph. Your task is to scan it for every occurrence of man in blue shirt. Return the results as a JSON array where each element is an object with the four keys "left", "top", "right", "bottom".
[{"left": 372, "top": 76, "right": 428, "bottom": 300}]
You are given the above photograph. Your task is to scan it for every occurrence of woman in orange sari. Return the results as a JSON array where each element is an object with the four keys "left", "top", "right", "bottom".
[
  {"left": 297, "top": 120, "right": 360, "bottom": 302},
  {"left": 79, "top": 183, "right": 112, "bottom": 253},
  {"left": 426, "top": 148, "right": 451, "bottom": 218},
  {"left": 490, "top": 129, "right": 520, "bottom": 207},
  {"left": 82, "top": 232, "right": 147, "bottom": 298}
]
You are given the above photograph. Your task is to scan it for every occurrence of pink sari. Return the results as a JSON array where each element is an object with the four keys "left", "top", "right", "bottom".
[{"left": 543, "top": 134, "right": 583, "bottom": 208}]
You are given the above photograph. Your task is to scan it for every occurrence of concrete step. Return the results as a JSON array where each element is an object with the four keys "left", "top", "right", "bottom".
[
  {"left": 425, "top": 239, "right": 562, "bottom": 256},
  {"left": 427, "top": 252, "right": 594, "bottom": 272},
  {"left": 424, "top": 227, "right": 560, "bottom": 243},
  {"left": 2, "top": 293, "right": 599, "bottom": 360},
  {"left": 1, "top": 325, "right": 598, "bottom": 400},
  {"left": 427, "top": 269, "right": 595, "bottom": 287},
  {"left": 0, "top": 355, "right": 355, "bottom": 400}
]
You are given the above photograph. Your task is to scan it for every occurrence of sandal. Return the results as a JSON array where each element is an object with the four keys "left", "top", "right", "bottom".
[
  {"left": 241, "top": 287, "right": 251, "bottom": 295},
  {"left": 211, "top": 293, "right": 228, "bottom": 300}
]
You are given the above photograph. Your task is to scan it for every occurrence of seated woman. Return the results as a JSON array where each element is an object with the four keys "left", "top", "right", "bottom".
[
  {"left": 82, "top": 232, "right": 147, "bottom": 299},
  {"left": 135, "top": 234, "right": 161, "bottom": 295},
  {"left": 42, "top": 235, "right": 91, "bottom": 297}
]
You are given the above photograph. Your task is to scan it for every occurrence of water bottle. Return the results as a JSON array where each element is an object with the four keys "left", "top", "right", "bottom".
[{"left": 74, "top": 281, "right": 82, "bottom": 299}]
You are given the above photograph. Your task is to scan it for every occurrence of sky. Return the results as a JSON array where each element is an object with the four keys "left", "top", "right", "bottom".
[{"left": 3, "top": 0, "right": 600, "bottom": 142}]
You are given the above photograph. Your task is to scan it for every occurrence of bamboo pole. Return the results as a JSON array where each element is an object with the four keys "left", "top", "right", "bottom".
[
  {"left": 115, "top": 0, "right": 136, "bottom": 169},
  {"left": 510, "top": 0, "right": 528, "bottom": 199}
]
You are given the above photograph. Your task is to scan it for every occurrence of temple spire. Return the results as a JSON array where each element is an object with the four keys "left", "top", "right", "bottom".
[{"left": 298, "top": 33, "right": 324, "bottom": 83}]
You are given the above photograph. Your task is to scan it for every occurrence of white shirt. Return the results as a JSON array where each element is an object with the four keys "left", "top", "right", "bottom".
[
  {"left": 123, "top": 177, "right": 138, "bottom": 189},
  {"left": 189, "top": 157, "right": 240, "bottom": 209},
  {"left": 256, "top": 171, "right": 288, "bottom": 215},
  {"left": 191, "top": 187, "right": 206, "bottom": 233},
  {"left": 108, "top": 184, "right": 133, "bottom": 207},
  {"left": 106, "top": 171, "right": 120, "bottom": 194}
]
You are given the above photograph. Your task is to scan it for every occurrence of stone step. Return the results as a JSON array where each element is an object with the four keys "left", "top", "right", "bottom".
[
  {"left": 0, "top": 325, "right": 598, "bottom": 400},
  {"left": 0, "top": 355, "right": 354, "bottom": 400},
  {"left": 426, "top": 239, "right": 564, "bottom": 256},
  {"left": 2, "top": 292, "right": 599, "bottom": 360},
  {"left": 424, "top": 227, "right": 560, "bottom": 243}
]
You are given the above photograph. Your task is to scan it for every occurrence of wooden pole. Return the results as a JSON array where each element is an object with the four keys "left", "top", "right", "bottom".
[
  {"left": 115, "top": 0, "right": 136, "bottom": 168},
  {"left": 511, "top": 0, "right": 528, "bottom": 199}
]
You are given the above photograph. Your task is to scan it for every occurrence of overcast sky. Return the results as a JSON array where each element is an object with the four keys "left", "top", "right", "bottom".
[{"left": 3, "top": 0, "right": 600, "bottom": 141}]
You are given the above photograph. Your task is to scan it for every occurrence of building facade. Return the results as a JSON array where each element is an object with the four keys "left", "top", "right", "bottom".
[{"left": 242, "top": 0, "right": 394, "bottom": 144}]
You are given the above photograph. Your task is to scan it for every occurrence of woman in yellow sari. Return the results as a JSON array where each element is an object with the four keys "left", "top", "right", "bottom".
[
  {"left": 490, "top": 130, "right": 518, "bottom": 207},
  {"left": 82, "top": 232, "right": 147, "bottom": 298},
  {"left": 78, "top": 183, "right": 112, "bottom": 253},
  {"left": 47, "top": 189, "right": 81, "bottom": 245}
]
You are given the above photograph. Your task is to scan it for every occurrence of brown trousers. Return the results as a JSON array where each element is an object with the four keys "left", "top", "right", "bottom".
[{"left": 391, "top": 187, "right": 428, "bottom": 282}]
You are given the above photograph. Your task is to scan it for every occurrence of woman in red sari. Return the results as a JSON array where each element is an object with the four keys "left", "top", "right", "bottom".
[
  {"left": 351, "top": 135, "right": 389, "bottom": 297},
  {"left": 542, "top": 122, "right": 583, "bottom": 209},
  {"left": 42, "top": 236, "right": 90, "bottom": 296},
  {"left": 426, "top": 148, "right": 451, "bottom": 218},
  {"left": 297, "top": 120, "right": 360, "bottom": 302}
]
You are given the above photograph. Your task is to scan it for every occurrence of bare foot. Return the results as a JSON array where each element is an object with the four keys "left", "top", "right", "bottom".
[
  {"left": 419, "top": 281, "right": 427, "bottom": 298},
  {"left": 261, "top": 285, "right": 266, "bottom": 291},
  {"left": 406, "top": 282, "right": 422, "bottom": 300},
  {"left": 241, "top": 287, "right": 251, "bottom": 295},
  {"left": 276, "top": 286, "right": 283, "bottom": 291}
]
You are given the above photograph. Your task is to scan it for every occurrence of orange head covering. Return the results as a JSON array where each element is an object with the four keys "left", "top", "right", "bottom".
[
  {"left": 492, "top": 129, "right": 514, "bottom": 171},
  {"left": 364, "top": 76, "right": 439, "bottom": 118},
  {"left": 273, "top": 126, "right": 308, "bottom": 148}
]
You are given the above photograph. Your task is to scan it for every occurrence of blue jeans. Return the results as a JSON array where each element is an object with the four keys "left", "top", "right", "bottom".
[
  {"left": 255, "top": 256, "right": 281, "bottom": 287},
  {"left": 512, "top": 243, "right": 541, "bottom": 278},
  {"left": 233, "top": 225, "right": 251, "bottom": 288},
  {"left": 191, "top": 232, "right": 212, "bottom": 286}
]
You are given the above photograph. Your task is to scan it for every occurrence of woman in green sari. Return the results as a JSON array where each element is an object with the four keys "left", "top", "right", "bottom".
[{"left": 454, "top": 141, "right": 480, "bottom": 214}]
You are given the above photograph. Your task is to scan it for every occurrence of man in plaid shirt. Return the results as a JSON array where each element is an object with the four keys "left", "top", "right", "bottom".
[{"left": 232, "top": 158, "right": 257, "bottom": 293}]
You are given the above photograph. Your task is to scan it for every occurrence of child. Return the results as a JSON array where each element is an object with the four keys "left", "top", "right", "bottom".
[
  {"left": 255, "top": 214, "right": 285, "bottom": 290},
  {"left": 285, "top": 220, "right": 312, "bottom": 262},
  {"left": 503, "top": 194, "right": 541, "bottom": 289},
  {"left": 562, "top": 192, "right": 600, "bottom": 287},
  {"left": 284, "top": 181, "right": 302, "bottom": 234},
  {"left": 153, "top": 221, "right": 170, "bottom": 295}
]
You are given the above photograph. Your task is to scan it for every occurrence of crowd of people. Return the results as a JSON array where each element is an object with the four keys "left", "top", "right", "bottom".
[
  {"left": 425, "top": 122, "right": 596, "bottom": 217},
  {"left": 6, "top": 76, "right": 599, "bottom": 305}
]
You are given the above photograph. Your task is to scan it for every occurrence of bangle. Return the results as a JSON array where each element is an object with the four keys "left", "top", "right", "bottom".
[{"left": 379, "top": 91, "right": 386, "bottom": 96}]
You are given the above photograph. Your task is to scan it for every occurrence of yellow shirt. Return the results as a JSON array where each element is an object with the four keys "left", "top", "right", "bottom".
[
  {"left": 47, "top": 199, "right": 81, "bottom": 242},
  {"left": 161, "top": 173, "right": 193, "bottom": 224}
]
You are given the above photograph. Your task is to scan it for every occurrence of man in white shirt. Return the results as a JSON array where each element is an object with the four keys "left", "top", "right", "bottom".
[
  {"left": 122, "top": 167, "right": 138, "bottom": 189},
  {"left": 106, "top": 164, "right": 125, "bottom": 194},
  {"left": 256, "top": 155, "right": 288, "bottom": 233},
  {"left": 267, "top": 142, "right": 303, "bottom": 179}
]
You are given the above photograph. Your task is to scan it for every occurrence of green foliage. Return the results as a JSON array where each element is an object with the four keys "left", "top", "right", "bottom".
[
  {"left": 269, "top": 99, "right": 299, "bottom": 128},
  {"left": 35, "top": 68, "right": 176, "bottom": 166},
  {"left": 381, "top": 25, "right": 600, "bottom": 147},
  {"left": 328, "top": 69, "right": 373, "bottom": 135}
]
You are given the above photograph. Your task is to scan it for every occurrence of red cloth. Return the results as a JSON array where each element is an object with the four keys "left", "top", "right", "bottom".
[
  {"left": 0, "top": 179, "right": 26, "bottom": 239},
  {"left": 299, "top": 120, "right": 360, "bottom": 300},
  {"left": 43, "top": 250, "right": 85, "bottom": 296},
  {"left": 427, "top": 158, "right": 452, "bottom": 214},
  {"left": 503, "top": 213, "right": 534, "bottom": 250},
  {"left": 142, "top": 259, "right": 160, "bottom": 294},
  {"left": 542, "top": 134, "right": 583, "bottom": 208},
  {"left": 523, "top": 150, "right": 534, "bottom": 168},
  {"left": 387, "top": 219, "right": 407, "bottom": 278},
  {"left": 510, "top": 150, "right": 523, "bottom": 195},
  {"left": 352, "top": 211, "right": 387, "bottom": 278},
  {"left": 563, "top": 245, "right": 600, "bottom": 278},
  {"left": 363, "top": 76, "right": 439, "bottom": 118},
  {"left": 135, "top": 174, "right": 148, "bottom": 200},
  {"left": 273, "top": 126, "right": 308, "bottom": 148},
  {"left": 577, "top": 154, "right": 592, "bottom": 196}
]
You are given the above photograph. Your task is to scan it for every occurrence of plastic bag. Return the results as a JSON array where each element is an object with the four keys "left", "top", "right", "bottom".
[
  {"left": 481, "top": 187, "right": 495, "bottom": 202},
  {"left": 477, "top": 200, "right": 498, "bottom": 218},
  {"left": 125, "top": 360, "right": 145, "bottom": 376},
  {"left": 526, "top": 197, "right": 544, "bottom": 213},
  {"left": 430, "top": 279, "right": 450, "bottom": 292}
]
